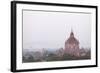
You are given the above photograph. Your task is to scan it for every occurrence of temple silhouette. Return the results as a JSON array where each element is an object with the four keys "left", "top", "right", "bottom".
[{"left": 64, "top": 30, "right": 80, "bottom": 57}]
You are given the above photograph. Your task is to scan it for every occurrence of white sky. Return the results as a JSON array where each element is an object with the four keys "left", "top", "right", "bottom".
[{"left": 23, "top": 10, "right": 91, "bottom": 49}]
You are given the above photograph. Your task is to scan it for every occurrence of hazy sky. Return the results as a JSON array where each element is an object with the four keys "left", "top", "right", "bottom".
[{"left": 23, "top": 10, "right": 91, "bottom": 49}]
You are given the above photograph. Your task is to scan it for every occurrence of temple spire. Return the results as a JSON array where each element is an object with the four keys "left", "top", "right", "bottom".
[
  {"left": 70, "top": 28, "right": 74, "bottom": 37},
  {"left": 71, "top": 28, "right": 73, "bottom": 33}
]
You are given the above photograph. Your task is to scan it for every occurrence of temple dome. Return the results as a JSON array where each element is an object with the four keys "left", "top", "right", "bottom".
[
  {"left": 65, "top": 30, "right": 80, "bottom": 57},
  {"left": 65, "top": 31, "right": 79, "bottom": 45}
]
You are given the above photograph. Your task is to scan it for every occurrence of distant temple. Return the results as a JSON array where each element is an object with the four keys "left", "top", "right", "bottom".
[{"left": 64, "top": 30, "right": 80, "bottom": 57}]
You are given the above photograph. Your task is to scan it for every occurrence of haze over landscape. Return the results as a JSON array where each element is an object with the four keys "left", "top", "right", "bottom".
[{"left": 23, "top": 10, "right": 91, "bottom": 50}]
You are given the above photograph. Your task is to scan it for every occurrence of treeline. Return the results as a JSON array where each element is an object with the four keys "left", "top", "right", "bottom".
[{"left": 22, "top": 50, "right": 91, "bottom": 63}]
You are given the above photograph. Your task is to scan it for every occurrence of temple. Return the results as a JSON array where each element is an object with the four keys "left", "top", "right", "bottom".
[{"left": 64, "top": 30, "right": 80, "bottom": 57}]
